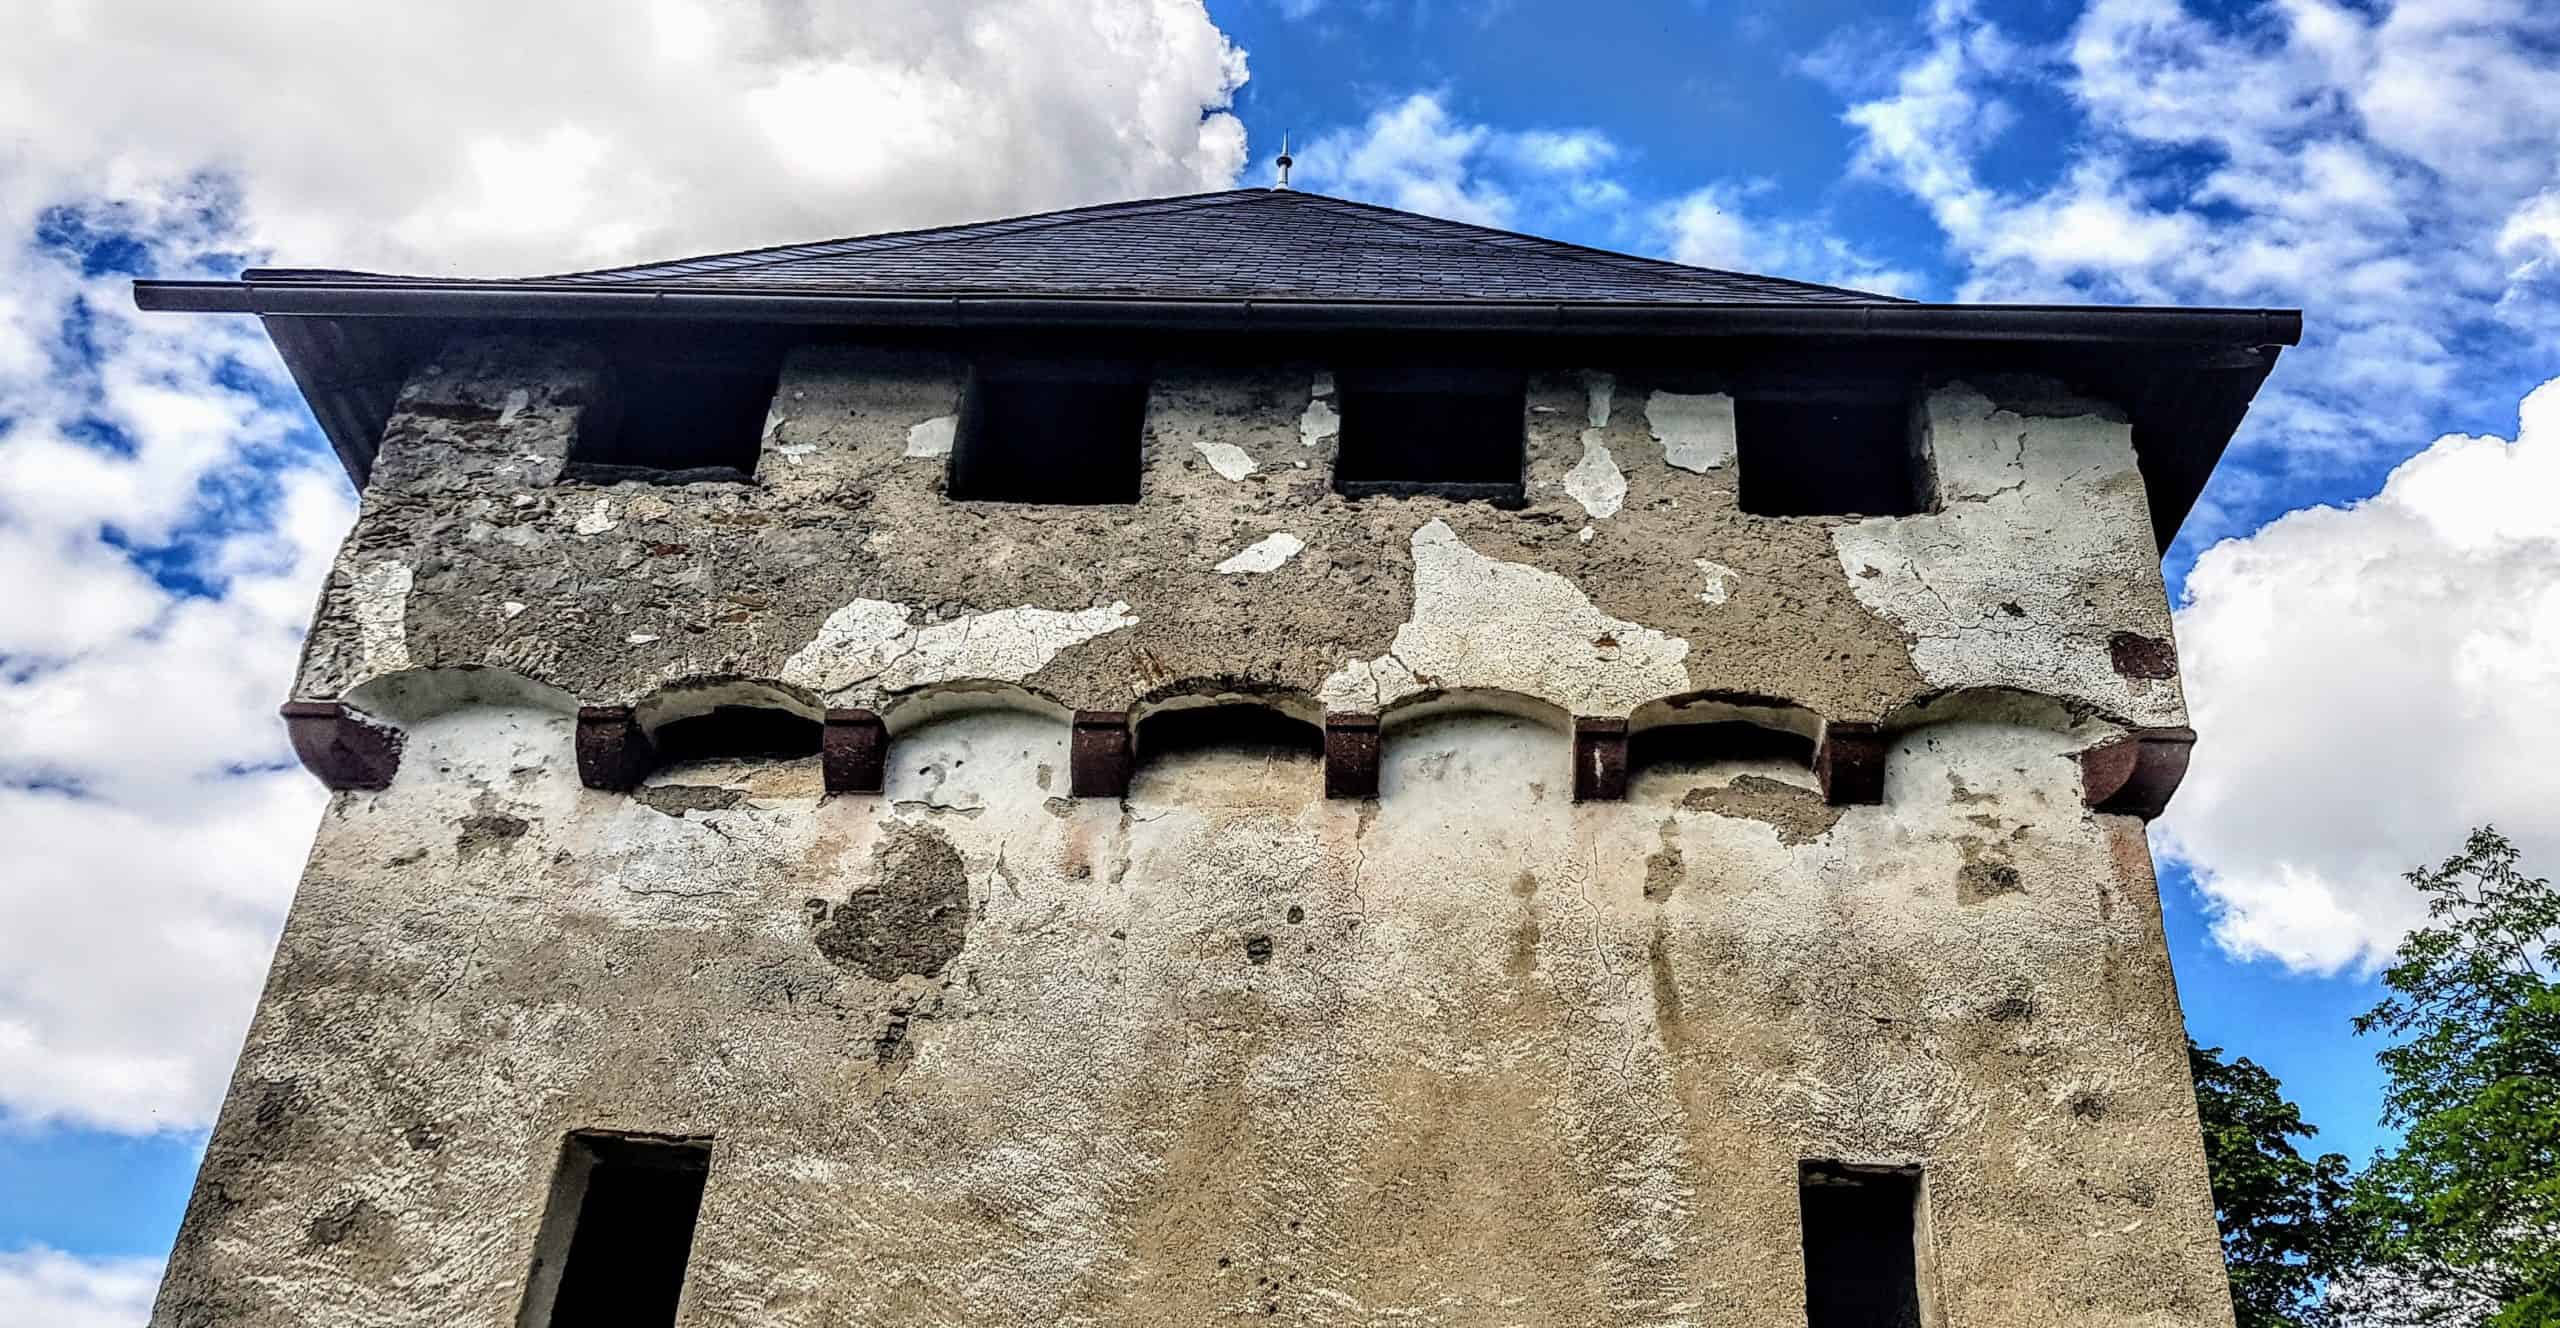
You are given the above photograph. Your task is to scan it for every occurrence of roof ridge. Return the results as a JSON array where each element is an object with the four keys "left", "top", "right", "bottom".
[
  {"left": 536, "top": 189, "right": 1269, "bottom": 283},
  {"left": 1273, "top": 191, "right": 1901, "bottom": 302}
]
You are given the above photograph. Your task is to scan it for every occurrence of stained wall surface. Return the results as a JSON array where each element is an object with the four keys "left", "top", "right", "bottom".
[{"left": 154, "top": 338, "right": 2231, "bottom": 1328}]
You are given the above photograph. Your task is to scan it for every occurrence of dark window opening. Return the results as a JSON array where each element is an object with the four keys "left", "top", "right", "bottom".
[
  {"left": 1799, "top": 1161, "right": 1927, "bottom": 1328},
  {"left": 520, "top": 1132, "right": 711, "bottom": 1328},
  {"left": 566, "top": 361, "right": 778, "bottom": 485},
  {"left": 1136, "top": 705, "right": 1323, "bottom": 765},
  {"left": 949, "top": 363, "right": 1146, "bottom": 504},
  {"left": 1630, "top": 721, "right": 1814, "bottom": 776},
  {"left": 649, "top": 706, "right": 821, "bottom": 764},
  {"left": 1735, "top": 395, "right": 1929, "bottom": 517},
  {"left": 1333, "top": 369, "right": 1526, "bottom": 503}
]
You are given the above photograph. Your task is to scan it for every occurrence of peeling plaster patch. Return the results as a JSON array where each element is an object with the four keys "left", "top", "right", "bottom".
[
  {"left": 777, "top": 444, "right": 815, "bottom": 465},
  {"left": 1584, "top": 371, "right": 1614, "bottom": 428},
  {"left": 1216, "top": 532, "right": 1306, "bottom": 575},
  {"left": 1298, "top": 376, "right": 1339, "bottom": 448},
  {"left": 783, "top": 598, "right": 1138, "bottom": 702},
  {"left": 627, "top": 633, "right": 660, "bottom": 645},
  {"left": 501, "top": 601, "right": 526, "bottom": 619},
  {"left": 495, "top": 388, "right": 529, "bottom": 426},
  {"left": 1193, "top": 438, "right": 1259, "bottom": 481},
  {"left": 1830, "top": 384, "right": 2184, "bottom": 724},
  {"left": 351, "top": 561, "right": 414, "bottom": 674},
  {"left": 904, "top": 414, "right": 957, "bottom": 459},
  {"left": 571, "top": 498, "right": 619, "bottom": 536},
  {"left": 1564, "top": 434, "right": 1627, "bottom": 519},
  {"left": 1647, "top": 391, "right": 1736, "bottom": 473},
  {"left": 1578, "top": 525, "right": 1595, "bottom": 543},
  {"left": 1693, "top": 559, "right": 1737, "bottom": 607},
  {"left": 1319, "top": 519, "right": 1690, "bottom": 714}
]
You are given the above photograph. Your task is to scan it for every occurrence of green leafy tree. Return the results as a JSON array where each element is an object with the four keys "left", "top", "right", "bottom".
[
  {"left": 2190, "top": 1038, "right": 2362, "bottom": 1327},
  {"left": 2348, "top": 827, "right": 2560, "bottom": 1327}
]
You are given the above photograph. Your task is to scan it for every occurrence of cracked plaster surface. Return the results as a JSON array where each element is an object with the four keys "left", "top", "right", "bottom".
[
  {"left": 782, "top": 599, "right": 1138, "bottom": 705},
  {"left": 1319, "top": 519, "right": 1690, "bottom": 715},
  {"left": 1647, "top": 391, "right": 1736, "bottom": 473},
  {"left": 1832, "top": 384, "right": 2185, "bottom": 726}
]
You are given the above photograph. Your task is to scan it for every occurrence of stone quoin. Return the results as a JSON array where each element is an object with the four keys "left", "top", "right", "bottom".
[{"left": 134, "top": 187, "right": 2297, "bottom": 1327}]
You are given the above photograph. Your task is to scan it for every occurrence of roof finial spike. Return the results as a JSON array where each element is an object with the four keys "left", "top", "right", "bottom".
[{"left": 1274, "top": 133, "right": 1293, "bottom": 191}]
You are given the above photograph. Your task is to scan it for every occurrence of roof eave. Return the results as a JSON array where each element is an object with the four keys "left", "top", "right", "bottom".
[{"left": 134, "top": 278, "right": 2301, "bottom": 346}]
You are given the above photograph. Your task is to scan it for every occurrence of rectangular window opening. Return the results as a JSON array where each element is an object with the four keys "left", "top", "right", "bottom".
[
  {"left": 1735, "top": 394, "right": 1929, "bottom": 518},
  {"left": 520, "top": 1132, "right": 712, "bottom": 1328},
  {"left": 1333, "top": 368, "right": 1526, "bottom": 504},
  {"left": 948, "top": 361, "right": 1147, "bottom": 504},
  {"left": 565, "top": 359, "right": 779, "bottom": 485},
  {"left": 1799, "top": 1161, "right": 1929, "bottom": 1328}
]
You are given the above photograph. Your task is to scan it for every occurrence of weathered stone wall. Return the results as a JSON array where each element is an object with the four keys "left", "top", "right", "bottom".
[
  {"left": 291, "top": 337, "right": 2185, "bottom": 730},
  {"left": 155, "top": 337, "right": 2230, "bottom": 1328}
]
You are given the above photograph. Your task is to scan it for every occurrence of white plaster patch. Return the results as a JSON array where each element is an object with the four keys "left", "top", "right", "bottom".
[
  {"left": 1298, "top": 396, "right": 1339, "bottom": 448},
  {"left": 783, "top": 598, "right": 1139, "bottom": 701},
  {"left": 1215, "top": 532, "right": 1305, "bottom": 575},
  {"left": 904, "top": 414, "right": 957, "bottom": 459},
  {"left": 509, "top": 494, "right": 535, "bottom": 509},
  {"left": 1830, "top": 384, "right": 2184, "bottom": 725},
  {"left": 501, "top": 601, "right": 526, "bottom": 619},
  {"left": 1693, "top": 558, "right": 1737, "bottom": 607},
  {"left": 1193, "top": 437, "right": 1259, "bottom": 481},
  {"left": 627, "top": 633, "right": 660, "bottom": 645},
  {"left": 1564, "top": 433, "right": 1627, "bottom": 519},
  {"left": 495, "top": 388, "right": 529, "bottom": 427},
  {"left": 1319, "top": 519, "right": 1690, "bottom": 714},
  {"left": 571, "top": 498, "right": 618, "bottom": 536},
  {"left": 1578, "top": 525, "right": 1595, "bottom": 543},
  {"left": 776, "top": 443, "right": 815, "bottom": 465},
  {"left": 1647, "top": 391, "right": 1737, "bottom": 473},
  {"left": 350, "top": 560, "right": 414, "bottom": 675},
  {"left": 1584, "top": 371, "right": 1614, "bottom": 428}
]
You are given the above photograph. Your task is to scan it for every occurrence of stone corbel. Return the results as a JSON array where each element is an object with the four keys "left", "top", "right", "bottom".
[
  {"left": 1324, "top": 713, "right": 1381, "bottom": 800},
  {"left": 1572, "top": 717, "right": 1629, "bottom": 803},
  {"left": 2079, "top": 726, "right": 2196, "bottom": 820},
  {"left": 278, "top": 700, "right": 403, "bottom": 791},
  {"left": 1070, "top": 710, "right": 1132, "bottom": 798},
  {"left": 1816, "top": 721, "right": 1888, "bottom": 806},
  {"left": 822, "top": 708, "right": 887, "bottom": 795},
  {"left": 576, "top": 705, "right": 655, "bottom": 791}
]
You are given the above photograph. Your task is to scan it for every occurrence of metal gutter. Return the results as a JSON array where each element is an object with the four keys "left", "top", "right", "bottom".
[{"left": 134, "top": 279, "right": 2301, "bottom": 347}]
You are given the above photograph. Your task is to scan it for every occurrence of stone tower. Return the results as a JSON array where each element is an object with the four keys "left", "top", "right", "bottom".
[{"left": 136, "top": 189, "right": 2296, "bottom": 1327}]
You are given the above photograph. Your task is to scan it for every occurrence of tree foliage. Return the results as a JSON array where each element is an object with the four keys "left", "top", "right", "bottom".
[
  {"left": 2191, "top": 1038, "right": 2362, "bottom": 1327},
  {"left": 2347, "top": 827, "right": 2560, "bottom": 1327}
]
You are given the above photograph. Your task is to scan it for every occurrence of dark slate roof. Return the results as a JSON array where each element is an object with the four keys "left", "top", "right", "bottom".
[{"left": 253, "top": 189, "right": 1901, "bottom": 305}]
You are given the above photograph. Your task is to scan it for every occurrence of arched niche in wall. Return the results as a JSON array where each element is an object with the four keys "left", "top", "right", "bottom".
[
  {"left": 282, "top": 666, "right": 581, "bottom": 791},
  {"left": 1882, "top": 687, "right": 2195, "bottom": 821},
  {"left": 1128, "top": 694, "right": 1325, "bottom": 806},
  {"left": 1370, "top": 689, "right": 1574, "bottom": 806},
  {"left": 577, "top": 679, "right": 823, "bottom": 791},
  {"left": 874, "top": 683, "right": 1075, "bottom": 811},
  {"left": 1623, "top": 694, "right": 1823, "bottom": 806}
]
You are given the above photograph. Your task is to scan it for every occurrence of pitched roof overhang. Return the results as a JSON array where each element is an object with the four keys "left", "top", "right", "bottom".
[{"left": 133, "top": 275, "right": 2298, "bottom": 551}]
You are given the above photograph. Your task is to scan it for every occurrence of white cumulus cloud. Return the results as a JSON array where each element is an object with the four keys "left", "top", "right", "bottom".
[
  {"left": 0, "top": 1248, "right": 161, "bottom": 1328},
  {"left": 0, "top": 0, "right": 1253, "bottom": 1135},
  {"left": 2160, "top": 375, "right": 2560, "bottom": 974}
]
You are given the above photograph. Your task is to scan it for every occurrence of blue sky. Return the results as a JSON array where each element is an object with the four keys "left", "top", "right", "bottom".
[{"left": 4, "top": 0, "right": 2558, "bottom": 1319}]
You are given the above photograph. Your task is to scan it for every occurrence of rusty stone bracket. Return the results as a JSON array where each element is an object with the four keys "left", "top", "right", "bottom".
[
  {"left": 1572, "top": 717, "right": 1629, "bottom": 803},
  {"left": 576, "top": 705, "right": 656, "bottom": 791},
  {"left": 1324, "top": 713, "right": 1381, "bottom": 800},
  {"left": 1070, "top": 710, "right": 1132, "bottom": 798},
  {"left": 1816, "top": 721, "right": 1888, "bottom": 806},
  {"left": 2079, "top": 726, "right": 2197, "bottom": 820},
  {"left": 279, "top": 700, "right": 403, "bottom": 791},
  {"left": 823, "top": 708, "right": 888, "bottom": 795}
]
